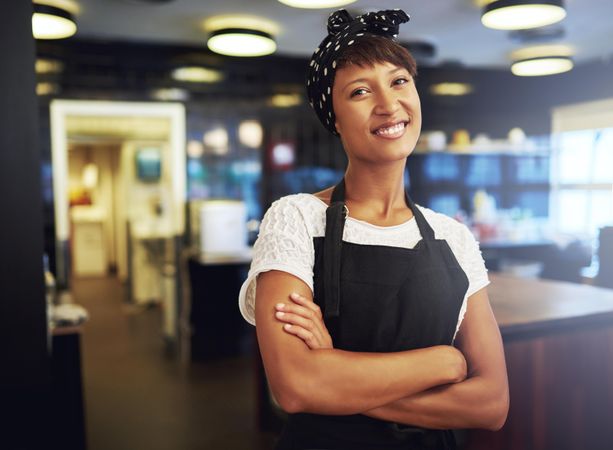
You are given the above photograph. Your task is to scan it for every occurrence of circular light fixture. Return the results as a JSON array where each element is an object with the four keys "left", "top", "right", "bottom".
[
  {"left": 510, "top": 43, "right": 574, "bottom": 76},
  {"left": 35, "top": 58, "right": 64, "bottom": 74},
  {"left": 269, "top": 93, "right": 302, "bottom": 108},
  {"left": 429, "top": 82, "right": 474, "bottom": 96},
  {"left": 208, "top": 28, "right": 276, "bottom": 57},
  {"left": 36, "top": 82, "right": 60, "bottom": 96},
  {"left": 32, "top": 4, "right": 77, "bottom": 39},
  {"left": 151, "top": 88, "right": 190, "bottom": 102},
  {"left": 481, "top": 0, "right": 566, "bottom": 30},
  {"left": 277, "top": 0, "right": 357, "bottom": 8},
  {"left": 511, "top": 55, "right": 573, "bottom": 76},
  {"left": 171, "top": 66, "right": 223, "bottom": 83}
]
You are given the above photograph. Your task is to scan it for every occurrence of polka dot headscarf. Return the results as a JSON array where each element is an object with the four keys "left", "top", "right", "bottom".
[{"left": 306, "top": 8, "right": 410, "bottom": 135}]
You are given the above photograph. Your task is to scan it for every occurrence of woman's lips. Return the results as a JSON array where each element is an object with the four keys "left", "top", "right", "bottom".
[{"left": 373, "top": 120, "right": 409, "bottom": 139}]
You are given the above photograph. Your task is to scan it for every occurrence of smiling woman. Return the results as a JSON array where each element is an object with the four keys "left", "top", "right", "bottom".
[
  {"left": 332, "top": 61, "right": 421, "bottom": 164},
  {"left": 238, "top": 8, "right": 509, "bottom": 450}
]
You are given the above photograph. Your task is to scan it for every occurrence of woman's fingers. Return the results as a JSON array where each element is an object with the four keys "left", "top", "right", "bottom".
[
  {"left": 281, "top": 323, "right": 321, "bottom": 349},
  {"left": 276, "top": 301, "right": 316, "bottom": 321},
  {"left": 275, "top": 310, "right": 327, "bottom": 346},
  {"left": 273, "top": 293, "right": 333, "bottom": 349},
  {"left": 289, "top": 292, "right": 323, "bottom": 318},
  {"left": 275, "top": 310, "right": 316, "bottom": 332}
]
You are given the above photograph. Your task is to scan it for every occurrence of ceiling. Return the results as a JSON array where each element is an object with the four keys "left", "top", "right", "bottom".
[{"left": 53, "top": 0, "right": 613, "bottom": 68}]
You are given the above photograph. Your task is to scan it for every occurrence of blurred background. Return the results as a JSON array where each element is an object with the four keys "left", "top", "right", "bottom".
[{"left": 2, "top": 0, "right": 613, "bottom": 449}]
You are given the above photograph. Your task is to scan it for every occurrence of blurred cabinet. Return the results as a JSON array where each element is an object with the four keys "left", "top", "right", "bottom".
[
  {"left": 71, "top": 206, "right": 107, "bottom": 277},
  {"left": 187, "top": 253, "right": 252, "bottom": 360}
]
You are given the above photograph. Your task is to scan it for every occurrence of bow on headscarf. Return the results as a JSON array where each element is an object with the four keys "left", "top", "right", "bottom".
[{"left": 306, "top": 9, "right": 411, "bottom": 135}]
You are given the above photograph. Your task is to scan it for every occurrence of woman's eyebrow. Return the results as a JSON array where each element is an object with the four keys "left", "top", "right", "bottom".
[{"left": 342, "top": 67, "right": 407, "bottom": 92}]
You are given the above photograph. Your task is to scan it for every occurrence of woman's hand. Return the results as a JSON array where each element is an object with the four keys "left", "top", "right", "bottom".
[{"left": 275, "top": 293, "right": 333, "bottom": 350}]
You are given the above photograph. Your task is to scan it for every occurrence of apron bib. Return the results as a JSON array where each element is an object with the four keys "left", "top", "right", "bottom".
[{"left": 276, "top": 179, "right": 469, "bottom": 450}]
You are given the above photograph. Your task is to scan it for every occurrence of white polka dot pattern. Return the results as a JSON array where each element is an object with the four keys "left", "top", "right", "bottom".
[
  {"left": 238, "top": 194, "right": 490, "bottom": 342},
  {"left": 305, "top": 8, "right": 411, "bottom": 135}
]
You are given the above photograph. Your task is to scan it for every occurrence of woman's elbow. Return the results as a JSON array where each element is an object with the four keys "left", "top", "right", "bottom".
[
  {"left": 483, "top": 388, "right": 509, "bottom": 431},
  {"left": 269, "top": 376, "right": 314, "bottom": 414},
  {"left": 275, "top": 391, "right": 304, "bottom": 414}
]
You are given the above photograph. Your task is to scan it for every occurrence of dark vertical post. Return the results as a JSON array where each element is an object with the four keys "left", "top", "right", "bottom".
[{"left": 0, "top": 1, "right": 50, "bottom": 447}]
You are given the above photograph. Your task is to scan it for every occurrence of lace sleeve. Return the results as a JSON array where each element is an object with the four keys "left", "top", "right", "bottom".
[
  {"left": 453, "top": 222, "right": 491, "bottom": 341},
  {"left": 238, "top": 197, "right": 315, "bottom": 325},
  {"left": 459, "top": 224, "right": 490, "bottom": 298}
]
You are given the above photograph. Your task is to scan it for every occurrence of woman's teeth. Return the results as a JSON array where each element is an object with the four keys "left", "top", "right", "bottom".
[{"left": 375, "top": 122, "right": 406, "bottom": 136}]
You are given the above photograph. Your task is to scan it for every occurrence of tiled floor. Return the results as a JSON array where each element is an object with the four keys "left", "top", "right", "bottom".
[{"left": 72, "top": 276, "right": 278, "bottom": 450}]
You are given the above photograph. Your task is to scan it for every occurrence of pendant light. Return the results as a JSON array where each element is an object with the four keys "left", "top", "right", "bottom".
[
  {"left": 481, "top": 0, "right": 566, "bottom": 30},
  {"left": 171, "top": 67, "right": 223, "bottom": 83},
  {"left": 207, "top": 29, "right": 276, "bottom": 57},
  {"left": 430, "top": 83, "right": 474, "bottom": 96},
  {"left": 511, "top": 56, "right": 573, "bottom": 76},
  {"left": 35, "top": 58, "right": 64, "bottom": 74},
  {"left": 510, "top": 44, "right": 574, "bottom": 76},
  {"left": 277, "top": 0, "right": 357, "bottom": 8},
  {"left": 32, "top": 2, "right": 77, "bottom": 39},
  {"left": 203, "top": 16, "right": 279, "bottom": 57}
]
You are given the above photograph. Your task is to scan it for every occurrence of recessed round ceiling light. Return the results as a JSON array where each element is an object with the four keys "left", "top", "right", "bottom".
[
  {"left": 171, "top": 66, "right": 223, "bottom": 83},
  {"left": 429, "top": 83, "right": 474, "bottom": 96},
  {"left": 269, "top": 94, "right": 302, "bottom": 108},
  {"left": 151, "top": 88, "right": 190, "bottom": 102},
  {"left": 36, "top": 58, "right": 64, "bottom": 74},
  {"left": 277, "top": 0, "right": 357, "bottom": 9},
  {"left": 37, "top": 82, "right": 60, "bottom": 96},
  {"left": 32, "top": 4, "right": 77, "bottom": 39},
  {"left": 511, "top": 55, "right": 573, "bottom": 76},
  {"left": 207, "top": 29, "right": 276, "bottom": 57},
  {"left": 481, "top": 0, "right": 566, "bottom": 30}
]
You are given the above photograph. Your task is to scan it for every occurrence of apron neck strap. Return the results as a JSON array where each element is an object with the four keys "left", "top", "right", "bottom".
[
  {"left": 323, "top": 180, "right": 347, "bottom": 319},
  {"left": 329, "top": 178, "right": 435, "bottom": 241},
  {"left": 404, "top": 190, "right": 435, "bottom": 241}
]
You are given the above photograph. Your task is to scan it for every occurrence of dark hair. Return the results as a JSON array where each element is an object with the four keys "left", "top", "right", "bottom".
[{"left": 335, "top": 35, "right": 418, "bottom": 79}]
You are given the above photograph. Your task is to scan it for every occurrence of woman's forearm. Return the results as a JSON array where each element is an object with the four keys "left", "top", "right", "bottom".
[
  {"left": 362, "top": 374, "right": 509, "bottom": 431},
  {"left": 256, "top": 271, "right": 468, "bottom": 416},
  {"left": 267, "top": 344, "right": 466, "bottom": 415}
]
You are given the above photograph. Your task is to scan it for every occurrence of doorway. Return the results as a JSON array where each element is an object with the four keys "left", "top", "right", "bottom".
[{"left": 50, "top": 100, "right": 186, "bottom": 340}]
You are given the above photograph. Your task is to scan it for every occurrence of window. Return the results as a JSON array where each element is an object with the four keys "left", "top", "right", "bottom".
[{"left": 551, "top": 128, "right": 613, "bottom": 238}]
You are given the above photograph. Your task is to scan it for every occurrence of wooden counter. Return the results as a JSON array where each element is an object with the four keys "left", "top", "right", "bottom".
[
  {"left": 490, "top": 273, "right": 613, "bottom": 338},
  {"left": 467, "top": 274, "right": 613, "bottom": 450}
]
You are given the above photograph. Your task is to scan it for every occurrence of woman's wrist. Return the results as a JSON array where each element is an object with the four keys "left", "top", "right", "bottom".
[{"left": 432, "top": 345, "right": 467, "bottom": 384}]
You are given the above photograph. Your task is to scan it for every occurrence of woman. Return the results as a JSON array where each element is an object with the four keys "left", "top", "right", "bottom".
[{"left": 238, "top": 8, "right": 509, "bottom": 450}]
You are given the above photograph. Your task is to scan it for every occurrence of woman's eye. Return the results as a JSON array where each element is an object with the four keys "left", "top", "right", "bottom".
[
  {"left": 393, "top": 77, "right": 409, "bottom": 86},
  {"left": 350, "top": 88, "right": 368, "bottom": 98}
]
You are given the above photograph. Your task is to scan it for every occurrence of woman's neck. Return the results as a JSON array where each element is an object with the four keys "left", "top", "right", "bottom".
[{"left": 344, "top": 160, "right": 409, "bottom": 220}]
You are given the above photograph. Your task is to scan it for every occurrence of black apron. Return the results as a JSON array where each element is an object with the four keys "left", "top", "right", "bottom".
[{"left": 275, "top": 179, "right": 469, "bottom": 450}]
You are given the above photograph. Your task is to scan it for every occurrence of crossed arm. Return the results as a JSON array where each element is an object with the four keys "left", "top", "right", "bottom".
[{"left": 255, "top": 270, "right": 509, "bottom": 430}]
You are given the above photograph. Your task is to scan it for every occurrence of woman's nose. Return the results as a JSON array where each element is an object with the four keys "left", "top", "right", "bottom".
[{"left": 373, "top": 90, "right": 400, "bottom": 115}]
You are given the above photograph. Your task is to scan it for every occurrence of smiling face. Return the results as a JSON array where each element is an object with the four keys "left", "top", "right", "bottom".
[{"left": 332, "top": 61, "right": 421, "bottom": 164}]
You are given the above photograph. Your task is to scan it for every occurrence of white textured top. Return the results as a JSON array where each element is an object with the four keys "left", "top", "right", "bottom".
[{"left": 238, "top": 193, "right": 490, "bottom": 340}]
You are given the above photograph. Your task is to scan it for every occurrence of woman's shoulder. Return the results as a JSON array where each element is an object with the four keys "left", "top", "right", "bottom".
[
  {"left": 261, "top": 193, "right": 327, "bottom": 234},
  {"left": 417, "top": 204, "right": 473, "bottom": 242},
  {"left": 268, "top": 192, "right": 328, "bottom": 213}
]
